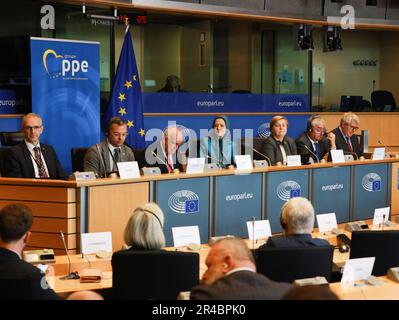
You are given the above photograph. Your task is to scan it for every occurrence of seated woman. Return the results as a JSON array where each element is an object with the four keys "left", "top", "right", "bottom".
[
  {"left": 259, "top": 197, "right": 329, "bottom": 248},
  {"left": 122, "top": 202, "right": 165, "bottom": 250},
  {"left": 259, "top": 115, "right": 297, "bottom": 166},
  {"left": 199, "top": 116, "right": 237, "bottom": 168}
]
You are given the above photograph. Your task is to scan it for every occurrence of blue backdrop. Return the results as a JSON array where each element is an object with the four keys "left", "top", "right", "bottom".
[{"left": 30, "top": 37, "right": 100, "bottom": 174}]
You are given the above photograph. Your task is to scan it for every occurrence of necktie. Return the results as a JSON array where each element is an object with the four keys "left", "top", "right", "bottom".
[
  {"left": 313, "top": 142, "right": 321, "bottom": 160},
  {"left": 33, "top": 147, "right": 48, "bottom": 178},
  {"left": 167, "top": 154, "right": 173, "bottom": 173},
  {"left": 113, "top": 148, "right": 121, "bottom": 171},
  {"left": 346, "top": 136, "right": 353, "bottom": 152}
]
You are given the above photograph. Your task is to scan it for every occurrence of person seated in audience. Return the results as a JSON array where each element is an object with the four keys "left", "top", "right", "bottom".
[
  {"left": 259, "top": 115, "right": 297, "bottom": 166},
  {"left": 84, "top": 116, "right": 135, "bottom": 178},
  {"left": 259, "top": 197, "right": 330, "bottom": 248},
  {"left": 199, "top": 116, "right": 237, "bottom": 168},
  {"left": 145, "top": 125, "right": 184, "bottom": 173},
  {"left": 67, "top": 290, "right": 104, "bottom": 300},
  {"left": 4, "top": 113, "right": 66, "bottom": 179},
  {"left": 157, "top": 75, "right": 187, "bottom": 92},
  {"left": 331, "top": 112, "right": 363, "bottom": 158},
  {"left": 296, "top": 115, "right": 336, "bottom": 163},
  {"left": 122, "top": 202, "right": 165, "bottom": 250},
  {"left": 283, "top": 285, "right": 339, "bottom": 300},
  {"left": 0, "top": 204, "right": 61, "bottom": 300},
  {"left": 190, "top": 237, "right": 291, "bottom": 300}
]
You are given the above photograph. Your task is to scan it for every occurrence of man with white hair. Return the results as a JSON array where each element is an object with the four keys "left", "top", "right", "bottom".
[
  {"left": 332, "top": 112, "right": 363, "bottom": 158},
  {"left": 259, "top": 197, "right": 330, "bottom": 248}
]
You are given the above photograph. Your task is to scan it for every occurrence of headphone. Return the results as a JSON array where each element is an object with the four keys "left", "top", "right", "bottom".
[{"left": 306, "top": 114, "right": 321, "bottom": 132}]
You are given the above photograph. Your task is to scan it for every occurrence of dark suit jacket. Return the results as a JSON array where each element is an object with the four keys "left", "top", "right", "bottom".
[
  {"left": 144, "top": 140, "right": 184, "bottom": 174},
  {"left": 259, "top": 135, "right": 297, "bottom": 165},
  {"left": 190, "top": 270, "right": 291, "bottom": 300},
  {"left": 296, "top": 132, "right": 330, "bottom": 162},
  {"left": 332, "top": 127, "right": 363, "bottom": 158},
  {"left": 4, "top": 142, "right": 66, "bottom": 179},
  {"left": 259, "top": 234, "right": 330, "bottom": 249},
  {"left": 0, "top": 248, "right": 60, "bottom": 300}
]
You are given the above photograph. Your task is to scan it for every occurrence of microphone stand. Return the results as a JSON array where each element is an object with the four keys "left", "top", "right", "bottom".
[
  {"left": 252, "top": 216, "right": 256, "bottom": 249},
  {"left": 59, "top": 230, "right": 80, "bottom": 280},
  {"left": 302, "top": 144, "right": 319, "bottom": 163},
  {"left": 343, "top": 151, "right": 358, "bottom": 161},
  {"left": 244, "top": 145, "right": 272, "bottom": 166}
]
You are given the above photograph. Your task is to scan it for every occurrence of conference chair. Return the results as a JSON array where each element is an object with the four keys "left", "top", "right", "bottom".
[
  {"left": 371, "top": 90, "right": 397, "bottom": 111},
  {"left": 111, "top": 250, "right": 199, "bottom": 300},
  {"left": 0, "top": 147, "right": 10, "bottom": 176},
  {"left": 239, "top": 137, "right": 265, "bottom": 160},
  {"left": 350, "top": 230, "right": 399, "bottom": 276},
  {"left": 0, "top": 131, "right": 24, "bottom": 146},
  {"left": 70, "top": 147, "right": 89, "bottom": 172},
  {"left": 255, "top": 246, "right": 334, "bottom": 283}
]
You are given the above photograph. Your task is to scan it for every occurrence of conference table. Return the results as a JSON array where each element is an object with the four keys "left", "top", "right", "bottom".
[
  {"left": 45, "top": 220, "right": 399, "bottom": 299},
  {"left": 1, "top": 157, "right": 398, "bottom": 254}
]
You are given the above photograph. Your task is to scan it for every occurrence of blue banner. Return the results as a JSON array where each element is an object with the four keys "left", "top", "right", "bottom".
[
  {"left": 0, "top": 88, "right": 30, "bottom": 114},
  {"left": 143, "top": 93, "right": 309, "bottom": 113},
  {"left": 30, "top": 37, "right": 100, "bottom": 174}
]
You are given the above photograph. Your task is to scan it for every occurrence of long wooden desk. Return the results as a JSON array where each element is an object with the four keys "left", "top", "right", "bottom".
[{"left": 1, "top": 157, "right": 398, "bottom": 253}]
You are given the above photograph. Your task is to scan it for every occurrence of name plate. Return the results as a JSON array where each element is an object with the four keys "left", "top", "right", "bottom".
[
  {"left": 117, "top": 161, "right": 140, "bottom": 179},
  {"left": 186, "top": 157, "right": 205, "bottom": 174},
  {"left": 246, "top": 219, "right": 272, "bottom": 240},
  {"left": 331, "top": 149, "right": 345, "bottom": 163},
  {"left": 341, "top": 257, "right": 375, "bottom": 287},
  {"left": 372, "top": 207, "right": 390, "bottom": 225},
  {"left": 316, "top": 213, "right": 338, "bottom": 233},
  {"left": 172, "top": 225, "right": 201, "bottom": 248},
  {"left": 372, "top": 147, "right": 385, "bottom": 160},
  {"left": 287, "top": 155, "right": 302, "bottom": 167},
  {"left": 235, "top": 154, "right": 253, "bottom": 171},
  {"left": 81, "top": 232, "right": 112, "bottom": 255}
]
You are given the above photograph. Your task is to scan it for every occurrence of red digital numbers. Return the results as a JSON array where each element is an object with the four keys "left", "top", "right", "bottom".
[{"left": 136, "top": 15, "right": 148, "bottom": 25}]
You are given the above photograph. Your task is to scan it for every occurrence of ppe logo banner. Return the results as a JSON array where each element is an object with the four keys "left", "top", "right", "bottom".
[
  {"left": 30, "top": 37, "right": 100, "bottom": 174},
  {"left": 277, "top": 180, "right": 301, "bottom": 201},
  {"left": 168, "top": 190, "right": 200, "bottom": 214},
  {"left": 362, "top": 173, "right": 382, "bottom": 192}
]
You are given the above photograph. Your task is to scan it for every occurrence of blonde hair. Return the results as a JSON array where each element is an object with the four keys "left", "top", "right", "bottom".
[
  {"left": 340, "top": 112, "right": 360, "bottom": 127},
  {"left": 270, "top": 115, "right": 288, "bottom": 128},
  {"left": 124, "top": 203, "right": 165, "bottom": 249}
]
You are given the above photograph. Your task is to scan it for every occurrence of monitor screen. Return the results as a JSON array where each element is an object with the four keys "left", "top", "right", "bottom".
[{"left": 340, "top": 95, "right": 363, "bottom": 112}]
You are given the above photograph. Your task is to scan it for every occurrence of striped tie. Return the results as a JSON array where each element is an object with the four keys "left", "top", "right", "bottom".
[{"left": 33, "top": 147, "right": 48, "bottom": 178}]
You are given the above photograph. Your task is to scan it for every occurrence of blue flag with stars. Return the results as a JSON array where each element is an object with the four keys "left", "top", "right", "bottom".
[{"left": 103, "top": 27, "right": 145, "bottom": 149}]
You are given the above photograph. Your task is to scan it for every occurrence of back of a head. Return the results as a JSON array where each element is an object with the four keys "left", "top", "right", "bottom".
[
  {"left": 280, "top": 197, "right": 315, "bottom": 234},
  {"left": 0, "top": 204, "right": 33, "bottom": 243},
  {"left": 214, "top": 237, "right": 254, "bottom": 264},
  {"left": 67, "top": 290, "right": 104, "bottom": 300},
  {"left": 123, "top": 202, "right": 165, "bottom": 250},
  {"left": 283, "top": 285, "right": 339, "bottom": 300}
]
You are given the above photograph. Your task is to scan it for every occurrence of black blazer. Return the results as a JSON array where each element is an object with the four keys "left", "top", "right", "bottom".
[
  {"left": 190, "top": 270, "right": 291, "bottom": 300},
  {"left": 332, "top": 127, "right": 363, "bottom": 158},
  {"left": 0, "top": 248, "right": 60, "bottom": 300},
  {"left": 296, "top": 132, "right": 331, "bottom": 162},
  {"left": 144, "top": 141, "right": 184, "bottom": 174},
  {"left": 259, "top": 234, "right": 330, "bottom": 249},
  {"left": 3, "top": 142, "right": 66, "bottom": 179},
  {"left": 259, "top": 135, "right": 297, "bottom": 165}
]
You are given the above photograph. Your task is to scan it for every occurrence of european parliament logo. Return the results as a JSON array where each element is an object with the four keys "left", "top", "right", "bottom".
[
  {"left": 277, "top": 181, "right": 301, "bottom": 201},
  {"left": 257, "top": 122, "right": 271, "bottom": 138},
  {"left": 362, "top": 173, "right": 382, "bottom": 192},
  {"left": 168, "top": 190, "right": 200, "bottom": 214}
]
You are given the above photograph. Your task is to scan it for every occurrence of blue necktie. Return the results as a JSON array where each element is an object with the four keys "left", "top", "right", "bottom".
[{"left": 314, "top": 142, "right": 321, "bottom": 160}]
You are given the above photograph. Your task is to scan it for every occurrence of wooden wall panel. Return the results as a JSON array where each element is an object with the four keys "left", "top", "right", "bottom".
[
  {"left": 0, "top": 201, "right": 76, "bottom": 218},
  {"left": 391, "top": 162, "right": 399, "bottom": 216},
  {"left": 0, "top": 186, "right": 76, "bottom": 202},
  {"left": 32, "top": 217, "right": 76, "bottom": 234},
  {"left": 29, "top": 233, "right": 76, "bottom": 250}
]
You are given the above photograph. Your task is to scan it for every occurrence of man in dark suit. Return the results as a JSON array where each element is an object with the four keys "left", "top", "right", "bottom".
[
  {"left": 296, "top": 115, "right": 336, "bottom": 163},
  {"left": 331, "top": 112, "right": 363, "bottom": 158},
  {"left": 83, "top": 117, "right": 135, "bottom": 178},
  {"left": 144, "top": 126, "right": 184, "bottom": 174},
  {"left": 3, "top": 113, "right": 66, "bottom": 179},
  {"left": 0, "top": 204, "right": 60, "bottom": 300},
  {"left": 259, "top": 197, "right": 330, "bottom": 248},
  {"left": 190, "top": 237, "right": 291, "bottom": 300}
]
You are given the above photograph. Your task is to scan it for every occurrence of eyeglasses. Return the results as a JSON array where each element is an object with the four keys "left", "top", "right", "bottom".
[
  {"left": 345, "top": 124, "right": 359, "bottom": 131},
  {"left": 23, "top": 125, "right": 42, "bottom": 131},
  {"left": 312, "top": 127, "right": 325, "bottom": 133}
]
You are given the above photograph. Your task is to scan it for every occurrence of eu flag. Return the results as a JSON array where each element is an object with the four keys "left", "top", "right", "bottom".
[{"left": 103, "top": 27, "right": 145, "bottom": 149}]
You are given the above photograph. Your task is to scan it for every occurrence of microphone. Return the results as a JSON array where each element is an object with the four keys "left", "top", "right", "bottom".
[
  {"left": 252, "top": 216, "right": 256, "bottom": 249},
  {"left": 381, "top": 214, "right": 386, "bottom": 230},
  {"left": 243, "top": 144, "right": 271, "bottom": 166},
  {"left": 205, "top": 154, "right": 222, "bottom": 168},
  {"left": 343, "top": 151, "right": 358, "bottom": 161},
  {"left": 151, "top": 151, "right": 179, "bottom": 173},
  {"left": 377, "top": 140, "right": 394, "bottom": 158},
  {"left": 95, "top": 143, "right": 107, "bottom": 178},
  {"left": 59, "top": 230, "right": 80, "bottom": 280},
  {"left": 302, "top": 144, "right": 319, "bottom": 163}
]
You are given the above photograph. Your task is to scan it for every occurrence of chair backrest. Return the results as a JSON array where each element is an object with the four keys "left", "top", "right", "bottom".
[
  {"left": 350, "top": 230, "right": 399, "bottom": 276},
  {"left": 256, "top": 246, "right": 334, "bottom": 283},
  {"left": 0, "top": 131, "right": 24, "bottom": 146},
  {"left": 0, "top": 147, "right": 10, "bottom": 176},
  {"left": 239, "top": 137, "right": 265, "bottom": 160},
  {"left": 70, "top": 147, "right": 89, "bottom": 172},
  {"left": 111, "top": 250, "right": 199, "bottom": 300},
  {"left": 371, "top": 90, "right": 397, "bottom": 111}
]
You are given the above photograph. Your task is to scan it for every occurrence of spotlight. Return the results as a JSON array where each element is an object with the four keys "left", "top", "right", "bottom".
[
  {"left": 323, "top": 26, "right": 342, "bottom": 52},
  {"left": 295, "top": 24, "right": 314, "bottom": 50}
]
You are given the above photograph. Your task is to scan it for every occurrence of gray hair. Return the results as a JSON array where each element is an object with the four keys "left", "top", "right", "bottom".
[
  {"left": 212, "top": 237, "right": 255, "bottom": 264},
  {"left": 22, "top": 113, "right": 42, "bottom": 128},
  {"left": 123, "top": 203, "right": 165, "bottom": 249},
  {"left": 340, "top": 112, "right": 360, "bottom": 127},
  {"left": 280, "top": 197, "right": 315, "bottom": 234}
]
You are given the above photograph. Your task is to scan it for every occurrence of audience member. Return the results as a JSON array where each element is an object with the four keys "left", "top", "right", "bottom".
[
  {"left": 296, "top": 115, "right": 336, "bottom": 163},
  {"left": 157, "top": 75, "right": 187, "bottom": 92},
  {"left": 331, "top": 112, "right": 363, "bottom": 158},
  {"left": 199, "top": 116, "right": 237, "bottom": 168},
  {"left": 67, "top": 290, "right": 104, "bottom": 300},
  {"left": 0, "top": 204, "right": 61, "bottom": 300},
  {"left": 145, "top": 125, "right": 184, "bottom": 173},
  {"left": 4, "top": 113, "right": 66, "bottom": 179},
  {"left": 283, "top": 285, "right": 339, "bottom": 300},
  {"left": 123, "top": 203, "right": 165, "bottom": 250},
  {"left": 84, "top": 116, "right": 135, "bottom": 178},
  {"left": 259, "top": 197, "right": 330, "bottom": 248},
  {"left": 190, "top": 237, "right": 291, "bottom": 300},
  {"left": 259, "top": 116, "right": 297, "bottom": 165}
]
